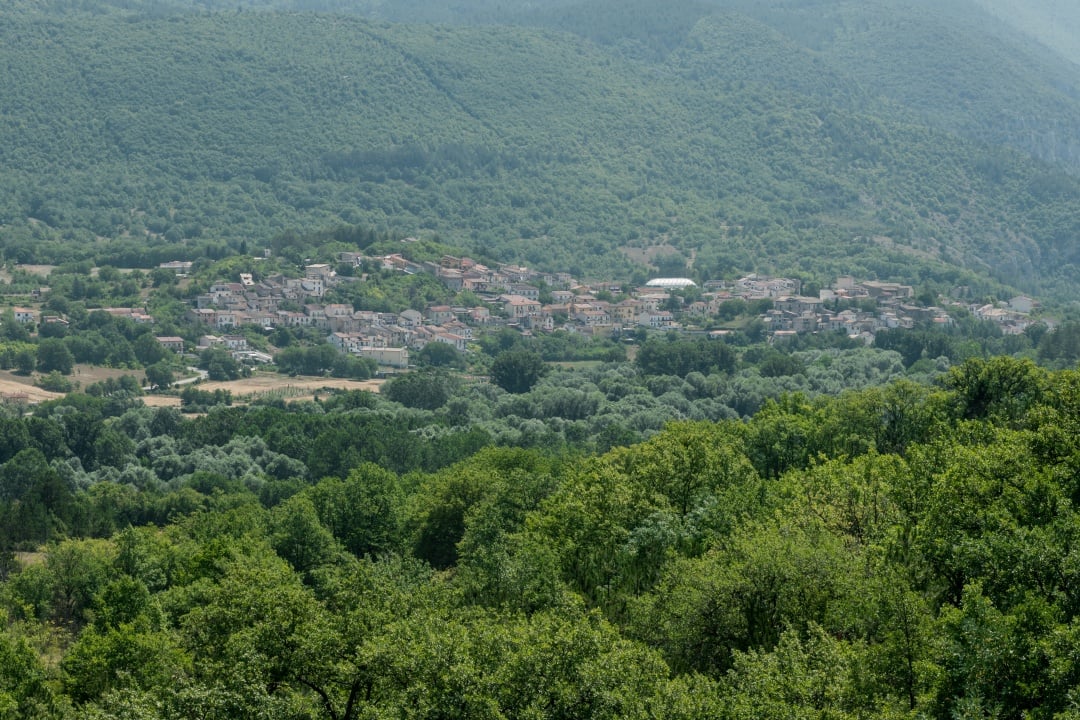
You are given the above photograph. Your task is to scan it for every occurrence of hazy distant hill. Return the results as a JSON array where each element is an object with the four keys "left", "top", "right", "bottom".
[
  {"left": 973, "top": 0, "right": 1080, "bottom": 66},
  {"left": 1, "top": 1, "right": 1079, "bottom": 300}
]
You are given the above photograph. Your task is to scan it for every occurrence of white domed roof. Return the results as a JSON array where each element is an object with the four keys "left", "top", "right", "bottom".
[{"left": 645, "top": 277, "right": 697, "bottom": 288}]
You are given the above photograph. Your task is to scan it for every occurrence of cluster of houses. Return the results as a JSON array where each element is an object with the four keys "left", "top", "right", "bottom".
[
  {"left": 760, "top": 276, "right": 947, "bottom": 341},
  {"left": 2, "top": 250, "right": 1049, "bottom": 372},
  {"left": 970, "top": 295, "right": 1042, "bottom": 334}
]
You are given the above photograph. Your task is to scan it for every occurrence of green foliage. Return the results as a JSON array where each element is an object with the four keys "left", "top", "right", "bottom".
[
  {"left": 273, "top": 344, "right": 338, "bottom": 377},
  {"left": 143, "top": 362, "right": 173, "bottom": 390},
  {"left": 942, "top": 356, "right": 1047, "bottom": 423},
  {"left": 0, "top": 622, "right": 57, "bottom": 719},
  {"left": 636, "top": 336, "right": 736, "bottom": 377},
  {"left": 6, "top": 341, "right": 1080, "bottom": 716},
  {"left": 415, "top": 341, "right": 466, "bottom": 369},
  {"left": 305, "top": 463, "right": 404, "bottom": 559},
  {"left": 1, "top": 2, "right": 1079, "bottom": 300},
  {"left": 197, "top": 348, "right": 242, "bottom": 381},
  {"left": 382, "top": 369, "right": 452, "bottom": 410},
  {"left": 491, "top": 349, "right": 548, "bottom": 394},
  {"left": 34, "top": 370, "right": 74, "bottom": 393}
]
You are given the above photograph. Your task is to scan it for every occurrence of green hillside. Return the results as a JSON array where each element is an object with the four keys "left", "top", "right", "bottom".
[
  {"left": 974, "top": 0, "right": 1080, "bottom": 66},
  {"left": 1, "top": 3, "right": 1079, "bottom": 301}
]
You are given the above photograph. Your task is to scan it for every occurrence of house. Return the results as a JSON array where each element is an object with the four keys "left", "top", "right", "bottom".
[
  {"left": 156, "top": 336, "right": 185, "bottom": 353},
  {"left": 442, "top": 320, "right": 473, "bottom": 339},
  {"left": 306, "top": 264, "right": 335, "bottom": 280},
  {"left": 338, "top": 251, "right": 366, "bottom": 266},
  {"left": 325, "top": 304, "right": 353, "bottom": 319},
  {"left": 41, "top": 315, "right": 68, "bottom": 328},
  {"left": 210, "top": 282, "right": 245, "bottom": 298},
  {"left": 524, "top": 314, "right": 555, "bottom": 332},
  {"left": 329, "top": 332, "right": 364, "bottom": 353},
  {"left": 859, "top": 281, "right": 913, "bottom": 300},
  {"left": 468, "top": 306, "right": 491, "bottom": 324},
  {"left": 611, "top": 299, "right": 643, "bottom": 324},
  {"left": 222, "top": 335, "right": 248, "bottom": 351},
  {"left": 637, "top": 293, "right": 670, "bottom": 312},
  {"left": 434, "top": 333, "right": 468, "bottom": 352},
  {"left": 399, "top": 309, "right": 424, "bottom": 328},
  {"left": 500, "top": 264, "right": 532, "bottom": 283},
  {"left": 775, "top": 296, "right": 823, "bottom": 315},
  {"left": 509, "top": 284, "right": 540, "bottom": 301},
  {"left": 637, "top": 311, "right": 677, "bottom": 328},
  {"left": 187, "top": 308, "right": 217, "bottom": 325},
  {"left": 794, "top": 310, "right": 816, "bottom": 330},
  {"left": 304, "top": 305, "right": 329, "bottom": 329},
  {"left": 357, "top": 346, "right": 410, "bottom": 369},
  {"left": 735, "top": 275, "right": 801, "bottom": 299},
  {"left": 1009, "top": 296, "right": 1039, "bottom": 314},
  {"left": 426, "top": 305, "right": 455, "bottom": 325},
  {"left": 575, "top": 309, "right": 612, "bottom": 327},
  {"left": 551, "top": 290, "right": 576, "bottom": 304},
  {"left": 500, "top": 295, "right": 542, "bottom": 319},
  {"left": 233, "top": 350, "right": 273, "bottom": 364},
  {"left": 12, "top": 307, "right": 38, "bottom": 324},
  {"left": 437, "top": 268, "right": 465, "bottom": 291},
  {"left": 215, "top": 311, "right": 238, "bottom": 329},
  {"left": 159, "top": 260, "right": 194, "bottom": 274}
]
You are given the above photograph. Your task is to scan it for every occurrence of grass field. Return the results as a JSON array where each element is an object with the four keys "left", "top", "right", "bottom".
[
  {"left": 1, "top": 365, "right": 383, "bottom": 409},
  {"left": 143, "top": 373, "right": 384, "bottom": 407}
]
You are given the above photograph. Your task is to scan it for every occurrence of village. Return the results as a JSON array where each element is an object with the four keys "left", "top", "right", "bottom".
[{"left": 6, "top": 249, "right": 1045, "bottom": 374}]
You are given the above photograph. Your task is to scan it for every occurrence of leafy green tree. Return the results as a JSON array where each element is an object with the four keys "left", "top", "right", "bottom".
[
  {"left": 0, "top": 448, "right": 75, "bottom": 545},
  {"left": 1, "top": 311, "right": 30, "bottom": 342},
  {"left": 416, "top": 341, "right": 466, "bottom": 369},
  {"left": 490, "top": 349, "right": 548, "bottom": 393},
  {"left": 0, "top": 621, "right": 57, "bottom": 719},
  {"left": 199, "top": 348, "right": 242, "bottom": 381},
  {"left": 37, "top": 338, "right": 75, "bottom": 375},
  {"left": 14, "top": 347, "right": 36, "bottom": 375},
  {"left": 132, "top": 333, "right": 170, "bottom": 366},
  {"left": 45, "top": 538, "right": 116, "bottom": 628},
  {"left": 0, "top": 419, "right": 32, "bottom": 465},
  {"left": 636, "top": 337, "right": 735, "bottom": 377},
  {"left": 35, "top": 371, "right": 73, "bottom": 393},
  {"left": 633, "top": 515, "right": 864, "bottom": 676},
  {"left": 144, "top": 362, "right": 174, "bottom": 390},
  {"left": 383, "top": 369, "right": 450, "bottom": 410},
  {"left": 943, "top": 356, "right": 1047, "bottom": 423},
  {"left": 306, "top": 464, "right": 405, "bottom": 559},
  {"left": 720, "top": 624, "right": 870, "bottom": 720},
  {"left": 62, "top": 621, "right": 184, "bottom": 705},
  {"left": 330, "top": 353, "right": 376, "bottom": 379},
  {"left": 270, "top": 494, "right": 340, "bottom": 573}
]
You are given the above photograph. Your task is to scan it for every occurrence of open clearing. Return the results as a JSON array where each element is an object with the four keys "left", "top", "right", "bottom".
[
  {"left": 1, "top": 367, "right": 382, "bottom": 408},
  {"left": 144, "top": 373, "right": 384, "bottom": 408},
  {"left": 0, "top": 374, "right": 63, "bottom": 403}
]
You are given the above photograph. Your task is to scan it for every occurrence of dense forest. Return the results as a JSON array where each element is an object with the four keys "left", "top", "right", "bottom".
[
  {"left": 4, "top": 357, "right": 1080, "bottom": 717},
  {"left": 4, "top": 0, "right": 1080, "bottom": 715},
  {"left": 3, "top": 0, "right": 1080, "bottom": 301}
]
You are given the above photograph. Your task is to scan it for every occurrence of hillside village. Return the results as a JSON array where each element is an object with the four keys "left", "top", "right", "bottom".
[
  {"left": 4, "top": 247, "right": 1045, "bottom": 374},
  {"left": 170, "top": 250, "right": 1046, "bottom": 370}
]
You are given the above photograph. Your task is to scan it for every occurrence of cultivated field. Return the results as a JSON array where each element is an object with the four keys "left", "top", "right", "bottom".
[
  {"left": 0, "top": 375, "right": 63, "bottom": 403},
  {"left": 1, "top": 366, "right": 382, "bottom": 409},
  {"left": 143, "top": 373, "right": 384, "bottom": 408},
  {"left": 0, "top": 365, "right": 146, "bottom": 405}
]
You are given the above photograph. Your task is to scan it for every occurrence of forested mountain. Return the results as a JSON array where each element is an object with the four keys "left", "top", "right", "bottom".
[
  {"left": 3, "top": 1, "right": 1080, "bottom": 301},
  {"left": 974, "top": 0, "right": 1080, "bottom": 67},
  {"left": 59, "top": 0, "right": 1080, "bottom": 171}
]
